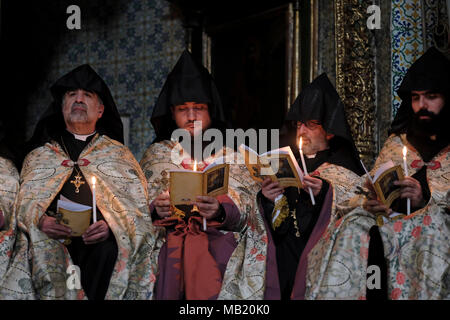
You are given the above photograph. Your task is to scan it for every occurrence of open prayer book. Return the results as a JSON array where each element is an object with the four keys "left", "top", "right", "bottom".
[
  {"left": 370, "top": 160, "right": 405, "bottom": 207},
  {"left": 169, "top": 158, "right": 229, "bottom": 206},
  {"left": 238, "top": 144, "right": 304, "bottom": 188},
  {"left": 56, "top": 196, "right": 92, "bottom": 237}
]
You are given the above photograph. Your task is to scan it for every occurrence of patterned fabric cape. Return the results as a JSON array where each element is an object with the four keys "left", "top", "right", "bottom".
[
  {"left": 377, "top": 134, "right": 449, "bottom": 299},
  {"left": 140, "top": 140, "right": 269, "bottom": 299},
  {"left": 0, "top": 157, "right": 34, "bottom": 299},
  {"left": 15, "top": 134, "right": 162, "bottom": 300},
  {"left": 260, "top": 162, "right": 363, "bottom": 299},
  {"left": 304, "top": 134, "right": 449, "bottom": 299}
]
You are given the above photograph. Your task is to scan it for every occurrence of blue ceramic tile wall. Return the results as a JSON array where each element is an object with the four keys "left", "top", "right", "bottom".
[{"left": 26, "top": 0, "right": 185, "bottom": 161}]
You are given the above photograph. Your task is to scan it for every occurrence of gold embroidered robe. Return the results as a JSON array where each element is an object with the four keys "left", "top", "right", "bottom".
[
  {"left": 16, "top": 134, "right": 162, "bottom": 299},
  {"left": 140, "top": 140, "right": 270, "bottom": 299},
  {"left": 0, "top": 156, "right": 35, "bottom": 299},
  {"left": 268, "top": 162, "right": 363, "bottom": 299},
  {"left": 304, "top": 134, "right": 449, "bottom": 299}
]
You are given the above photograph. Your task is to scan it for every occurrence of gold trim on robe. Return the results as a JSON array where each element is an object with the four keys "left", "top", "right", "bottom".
[
  {"left": 16, "top": 134, "right": 163, "bottom": 299},
  {"left": 0, "top": 157, "right": 34, "bottom": 299},
  {"left": 140, "top": 140, "right": 269, "bottom": 299},
  {"left": 304, "top": 134, "right": 449, "bottom": 299}
]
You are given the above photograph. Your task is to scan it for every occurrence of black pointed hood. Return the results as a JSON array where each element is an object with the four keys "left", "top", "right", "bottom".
[
  {"left": 26, "top": 64, "right": 124, "bottom": 155},
  {"left": 390, "top": 47, "right": 450, "bottom": 135},
  {"left": 151, "top": 50, "right": 228, "bottom": 142},
  {"left": 282, "top": 73, "right": 364, "bottom": 175}
]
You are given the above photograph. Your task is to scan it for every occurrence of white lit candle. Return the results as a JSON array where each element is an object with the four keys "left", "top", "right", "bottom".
[
  {"left": 202, "top": 214, "right": 207, "bottom": 231},
  {"left": 193, "top": 160, "right": 207, "bottom": 231},
  {"left": 360, "top": 160, "right": 374, "bottom": 184},
  {"left": 402, "top": 146, "right": 410, "bottom": 215},
  {"left": 92, "top": 176, "right": 97, "bottom": 223},
  {"left": 299, "top": 137, "right": 316, "bottom": 205}
]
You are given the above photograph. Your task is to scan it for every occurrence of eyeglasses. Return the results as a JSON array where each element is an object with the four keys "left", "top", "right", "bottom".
[{"left": 296, "top": 120, "right": 321, "bottom": 130}]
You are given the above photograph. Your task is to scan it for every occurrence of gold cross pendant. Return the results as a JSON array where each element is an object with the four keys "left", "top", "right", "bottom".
[
  {"left": 70, "top": 173, "right": 85, "bottom": 193},
  {"left": 191, "top": 204, "right": 200, "bottom": 213}
]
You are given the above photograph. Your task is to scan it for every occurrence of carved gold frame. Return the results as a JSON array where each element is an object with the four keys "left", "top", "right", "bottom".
[
  {"left": 310, "top": 0, "right": 319, "bottom": 82},
  {"left": 200, "top": 0, "right": 376, "bottom": 166},
  {"left": 287, "top": 2, "right": 301, "bottom": 110},
  {"left": 334, "top": 0, "right": 376, "bottom": 166}
]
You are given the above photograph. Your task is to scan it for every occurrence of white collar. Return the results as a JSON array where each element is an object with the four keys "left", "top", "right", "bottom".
[{"left": 67, "top": 130, "right": 96, "bottom": 141}]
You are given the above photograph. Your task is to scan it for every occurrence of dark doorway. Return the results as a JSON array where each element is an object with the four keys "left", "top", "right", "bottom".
[{"left": 208, "top": 6, "right": 289, "bottom": 131}]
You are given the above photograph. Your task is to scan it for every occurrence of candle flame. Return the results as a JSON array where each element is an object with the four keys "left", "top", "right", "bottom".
[
  {"left": 299, "top": 137, "right": 303, "bottom": 150},
  {"left": 402, "top": 146, "right": 407, "bottom": 158},
  {"left": 193, "top": 160, "right": 197, "bottom": 171},
  {"left": 92, "top": 176, "right": 96, "bottom": 185}
]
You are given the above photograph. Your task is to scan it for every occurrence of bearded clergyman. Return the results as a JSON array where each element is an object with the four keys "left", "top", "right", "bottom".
[
  {"left": 16, "top": 64, "right": 161, "bottom": 300},
  {"left": 303, "top": 47, "right": 449, "bottom": 300}
]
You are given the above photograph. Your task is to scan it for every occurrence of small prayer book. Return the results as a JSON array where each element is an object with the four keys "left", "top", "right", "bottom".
[
  {"left": 169, "top": 158, "right": 229, "bottom": 205},
  {"left": 370, "top": 161, "right": 405, "bottom": 207},
  {"left": 56, "top": 199, "right": 92, "bottom": 237},
  {"left": 238, "top": 144, "right": 304, "bottom": 188}
]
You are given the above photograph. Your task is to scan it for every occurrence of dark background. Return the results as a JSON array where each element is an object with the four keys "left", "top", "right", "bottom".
[
  {"left": 2, "top": 0, "right": 308, "bottom": 163},
  {"left": 1, "top": 0, "right": 123, "bottom": 164}
]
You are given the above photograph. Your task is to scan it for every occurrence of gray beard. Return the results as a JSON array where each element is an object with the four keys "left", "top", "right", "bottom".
[{"left": 67, "top": 111, "right": 88, "bottom": 123}]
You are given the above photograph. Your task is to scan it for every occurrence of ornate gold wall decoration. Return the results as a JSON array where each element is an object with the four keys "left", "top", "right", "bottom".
[
  {"left": 287, "top": 2, "right": 301, "bottom": 111},
  {"left": 421, "top": 0, "right": 450, "bottom": 53},
  {"left": 309, "top": 0, "right": 319, "bottom": 82},
  {"left": 334, "top": 0, "right": 376, "bottom": 166},
  {"left": 292, "top": 2, "right": 301, "bottom": 105},
  {"left": 286, "top": 3, "right": 295, "bottom": 110}
]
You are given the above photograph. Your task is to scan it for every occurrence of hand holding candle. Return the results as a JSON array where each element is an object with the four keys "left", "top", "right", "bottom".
[
  {"left": 402, "top": 146, "right": 411, "bottom": 215},
  {"left": 92, "top": 176, "right": 97, "bottom": 223},
  {"left": 299, "top": 137, "right": 316, "bottom": 205}
]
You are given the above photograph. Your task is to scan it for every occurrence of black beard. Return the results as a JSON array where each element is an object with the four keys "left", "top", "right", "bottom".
[
  {"left": 409, "top": 109, "right": 441, "bottom": 137},
  {"left": 407, "top": 106, "right": 449, "bottom": 161}
]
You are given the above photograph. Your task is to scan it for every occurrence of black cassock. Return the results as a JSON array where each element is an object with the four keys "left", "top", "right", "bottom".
[{"left": 260, "top": 150, "right": 335, "bottom": 300}]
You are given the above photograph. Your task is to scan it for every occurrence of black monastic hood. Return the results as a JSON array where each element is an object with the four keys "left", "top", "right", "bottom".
[
  {"left": 390, "top": 46, "right": 450, "bottom": 135},
  {"left": 26, "top": 64, "right": 124, "bottom": 155},
  {"left": 150, "top": 50, "right": 228, "bottom": 142},
  {"left": 283, "top": 73, "right": 364, "bottom": 175}
]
